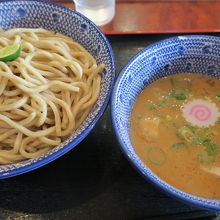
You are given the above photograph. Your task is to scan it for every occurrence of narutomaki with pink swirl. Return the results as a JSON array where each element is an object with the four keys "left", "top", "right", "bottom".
[
  {"left": 189, "top": 105, "right": 211, "bottom": 121},
  {"left": 182, "top": 100, "right": 220, "bottom": 127}
]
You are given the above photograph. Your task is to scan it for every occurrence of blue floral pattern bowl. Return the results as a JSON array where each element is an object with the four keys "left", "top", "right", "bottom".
[
  {"left": 111, "top": 35, "right": 220, "bottom": 211},
  {"left": 0, "top": 0, "right": 115, "bottom": 178}
]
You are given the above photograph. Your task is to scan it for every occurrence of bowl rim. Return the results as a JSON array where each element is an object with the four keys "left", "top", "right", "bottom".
[
  {"left": 111, "top": 34, "right": 220, "bottom": 211},
  {"left": 0, "top": 0, "right": 115, "bottom": 179}
]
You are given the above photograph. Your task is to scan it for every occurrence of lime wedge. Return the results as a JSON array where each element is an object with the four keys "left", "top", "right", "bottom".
[{"left": 0, "top": 44, "right": 21, "bottom": 62}]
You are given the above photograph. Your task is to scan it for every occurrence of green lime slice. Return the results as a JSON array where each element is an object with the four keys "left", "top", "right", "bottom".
[{"left": 0, "top": 44, "right": 21, "bottom": 62}]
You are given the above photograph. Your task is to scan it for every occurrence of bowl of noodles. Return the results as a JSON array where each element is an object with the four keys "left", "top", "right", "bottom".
[{"left": 0, "top": 0, "right": 115, "bottom": 178}]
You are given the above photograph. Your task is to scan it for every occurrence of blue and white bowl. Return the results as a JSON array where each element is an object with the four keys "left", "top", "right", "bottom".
[
  {"left": 111, "top": 35, "right": 220, "bottom": 211},
  {"left": 0, "top": 0, "right": 115, "bottom": 178}
]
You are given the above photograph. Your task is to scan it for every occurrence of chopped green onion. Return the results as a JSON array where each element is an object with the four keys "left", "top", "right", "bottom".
[
  {"left": 199, "top": 151, "right": 216, "bottom": 165},
  {"left": 192, "top": 136, "right": 210, "bottom": 145},
  {"left": 176, "top": 126, "right": 195, "bottom": 143},
  {"left": 170, "top": 77, "right": 192, "bottom": 100},
  {"left": 146, "top": 102, "right": 157, "bottom": 110},
  {"left": 147, "top": 147, "right": 166, "bottom": 166},
  {"left": 176, "top": 130, "right": 182, "bottom": 137},
  {"left": 175, "top": 124, "right": 218, "bottom": 164},
  {"left": 146, "top": 96, "right": 169, "bottom": 111},
  {"left": 216, "top": 94, "right": 220, "bottom": 100},
  {"left": 185, "top": 124, "right": 196, "bottom": 134},
  {"left": 198, "top": 138, "right": 218, "bottom": 164},
  {"left": 172, "top": 92, "right": 186, "bottom": 100},
  {"left": 171, "top": 142, "right": 187, "bottom": 149},
  {"left": 158, "top": 96, "right": 169, "bottom": 106},
  {"left": 204, "top": 139, "right": 218, "bottom": 157}
]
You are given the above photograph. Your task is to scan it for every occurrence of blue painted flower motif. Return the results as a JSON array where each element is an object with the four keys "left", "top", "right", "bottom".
[
  {"left": 128, "top": 74, "right": 133, "bottom": 83},
  {"left": 186, "top": 62, "right": 192, "bottom": 72},
  {"left": 164, "top": 64, "right": 170, "bottom": 71},
  {"left": 202, "top": 45, "right": 212, "bottom": 54},
  {"left": 16, "top": 8, "right": 26, "bottom": 18},
  {"left": 119, "top": 94, "right": 123, "bottom": 103},
  {"left": 129, "top": 99, "right": 133, "bottom": 107},
  {"left": 80, "top": 23, "right": 88, "bottom": 33},
  {"left": 151, "top": 56, "right": 157, "bottom": 65},
  {"left": 177, "top": 45, "right": 185, "bottom": 55},
  {"left": 143, "top": 77, "right": 149, "bottom": 86},
  {"left": 94, "top": 44, "right": 101, "bottom": 57},
  {"left": 52, "top": 13, "right": 60, "bottom": 23},
  {"left": 207, "top": 65, "right": 217, "bottom": 74}
]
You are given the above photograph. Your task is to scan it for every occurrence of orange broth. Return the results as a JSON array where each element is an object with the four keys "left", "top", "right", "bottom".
[{"left": 130, "top": 73, "right": 220, "bottom": 198}]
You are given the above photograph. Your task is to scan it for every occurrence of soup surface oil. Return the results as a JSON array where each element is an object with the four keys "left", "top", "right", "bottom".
[{"left": 131, "top": 73, "right": 220, "bottom": 198}]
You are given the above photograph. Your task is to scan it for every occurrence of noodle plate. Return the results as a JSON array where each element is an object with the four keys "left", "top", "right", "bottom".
[{"left": 0, "top": 28, "right": 104, "bottom": 164}]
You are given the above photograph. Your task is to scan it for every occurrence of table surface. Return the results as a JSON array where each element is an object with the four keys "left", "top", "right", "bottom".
[
  {"left": 0, "top": 34, "right": 219, "bottom": 220},
  {"left": 52, "top": 0, "right": 220, "bottom": 35}
]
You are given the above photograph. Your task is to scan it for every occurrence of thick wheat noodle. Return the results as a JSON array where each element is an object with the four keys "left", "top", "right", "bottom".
[
  {"left": 0, "top": 28, "right": 104, "bottom": 164},
  {"left": 43, "top": 96, "right": 62, "bottom": 136},
  {"left": 0, "top": 112, "right": 36, "bottom": 129},
  {"left": 3, "top": 88, "right": 21, "bottom": 96},
  {"left": 2, "top": 112, "right": 24, "bottom": 120},
  {"left": 31, "top": 62, "right": 67, "bottom": 77},
  {"left": 48, "top": 61, "right": 69, "bottom": 74},
  {"left": 12, "top": 59, "right": 43, "bottom": 85},
  {"left": 0, "top": 96, "right": 28, "bottom": 111},
  {"left": 11, "top": 109, "right": 30, "bottom": 117},
  {"left": 14, "top": 133, "right": 23, "bottom": 153},
  {"left": 0, "top": 77, "right": 8, "bottom": 95}
]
